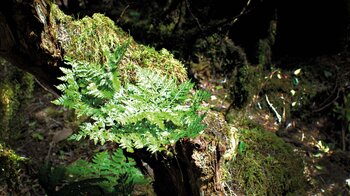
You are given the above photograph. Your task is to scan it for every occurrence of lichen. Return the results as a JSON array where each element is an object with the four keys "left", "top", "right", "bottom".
[
  {"left": 49, "top": 4, "right": 188, "bottom": 83},
  {"left": 224, "top": 127, "right": 306, "bottom": 195}
]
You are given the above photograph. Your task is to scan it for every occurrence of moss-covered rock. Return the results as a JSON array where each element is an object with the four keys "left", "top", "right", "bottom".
[{"left": 224, "top": 127, "right": 306, "bottom": 195}]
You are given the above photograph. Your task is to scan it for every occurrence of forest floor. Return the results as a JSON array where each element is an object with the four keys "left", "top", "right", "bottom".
[
  {"left": 3, "top": 53, "right": 350, "bottom": 195},
  {"left": 191, "top": 52, "right": 350, "bottom": 195}
]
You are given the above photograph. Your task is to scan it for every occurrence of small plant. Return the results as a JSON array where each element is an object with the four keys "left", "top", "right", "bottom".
[
  {"left": 51, "top": 41, "right": 210, "bottom": 194},
  {"left": 53, "top": 42, "right": 209, "bottom": 153},
  {"left": 65, "top": 149, "right": 147, "bottom": 194}
]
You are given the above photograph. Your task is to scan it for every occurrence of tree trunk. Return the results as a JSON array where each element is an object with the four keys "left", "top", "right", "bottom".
[
  {"left": 131, "top": 110, "right": 232, "bottom": 195},
  {"left": 0, "top": 0, "right": 63, "bottom": 93}
]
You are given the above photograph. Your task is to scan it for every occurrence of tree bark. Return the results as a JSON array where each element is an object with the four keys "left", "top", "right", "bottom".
[{"left": 0, "top": 0, "right": 63, "bottom": 93}]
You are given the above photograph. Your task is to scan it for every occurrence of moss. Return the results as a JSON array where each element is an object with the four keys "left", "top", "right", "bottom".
[
  {"left": 0, "top": 60, "right": 34, "bottom": 141},
  {"left": 50, "top": 4, "right": 187, "bottom": 83},
  {"left": 224, "top": 128, "right": 306, "bottom": 195},
  {"left": 0, "top": 83, "right": 17, "bottom": 136},
  {"left": 0, "top": 143, "right": 26, "bottom": 190},
  {"left": 232, "top": 64, "right": 264, "bottom": 108}
]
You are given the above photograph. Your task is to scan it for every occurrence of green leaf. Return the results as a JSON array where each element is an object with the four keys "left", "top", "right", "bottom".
[
  {"left": 112, "top": 71, "right": 121, "bottom": 92},
  {"left": 31, "top": 132, "right": 44, "bottom": 141},
  {"left": 292, "top": 76, "right": 299, "bottom": 86},
  {"left": 238, "top": 141, "right": 247, "bottom": 154}
]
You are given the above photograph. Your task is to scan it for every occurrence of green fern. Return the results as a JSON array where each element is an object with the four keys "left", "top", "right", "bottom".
[
  {"left": 53, "top": 43, "right": 209, "bottom": 153},
  {"left": 65, "top": 149, "right": 146, "bottom": 193}
]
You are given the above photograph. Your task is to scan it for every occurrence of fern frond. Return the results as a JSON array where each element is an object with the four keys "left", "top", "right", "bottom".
[
  {"left": 66, "top": 149, "right": 146, "bottom": 193},
  {"left": 54, "top": 46, "right": 209, "bottom": 153}
]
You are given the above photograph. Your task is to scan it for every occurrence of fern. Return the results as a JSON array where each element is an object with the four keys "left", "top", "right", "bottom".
[
  {"left": 65, "top": 149, "right": 146, "bottom": 193},
  {"left": 53, "top": 43, "right": 209, "bottom": 152}
]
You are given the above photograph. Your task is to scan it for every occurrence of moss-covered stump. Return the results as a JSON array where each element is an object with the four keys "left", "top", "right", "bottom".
[
  {"left": 50, "top": 4, "right": 187, "bottom": 84},
  {"left": 189, "top": 111, "right": 238, "bottom": 195},
  {"left": 131, "top": 111, "right": 238, "bottom": 195},
  {"left": 224, "top": 128, "right": 306, "bottom": 195},
  {"left": 0, "top": 59, "right": 34, "bottom": 141}
]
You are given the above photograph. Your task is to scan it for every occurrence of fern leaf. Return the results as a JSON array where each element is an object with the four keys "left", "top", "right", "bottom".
[{"left": 54, "top": 47, "right": 208, "bottom": 153}]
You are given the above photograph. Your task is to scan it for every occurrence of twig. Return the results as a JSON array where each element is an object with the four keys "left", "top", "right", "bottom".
[
  {"left": 184, "top": 0, "right": 203, "bottom": 31},
  {"left": 312, "top": 88, "right": 340, "bottom": 113},
  {"left": 45, "top": 142, "right": 54, "bottom": 162},
  {"left": 207, "top": 0, "right": 253, "bottom": 31},
  {"left": 34, "top": 77, "right": 59, "bottom": 98},
  {"left": 228, "top": 0, "right": 252, "bottom": 26},
  {"left": 265, "top": 94, "right": 282, "bottom": 124},
  {"left": 116, "top": 5, "right": 130, "bottom": 23}
]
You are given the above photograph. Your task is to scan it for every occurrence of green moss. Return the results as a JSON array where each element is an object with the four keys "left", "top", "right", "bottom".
[
  {"left": 224, "top": 128, "right": 306, "bottom": 195},
  {"left": 257, "top": 39, "right": 272, "bottom": 66},
  {"left": 232, "top": 64, "right": 264, "bottom": 108},
  {"left": 0, "top": 83, "right": 17, "bottom": 136},
  {"left": 0, "top": 61, "right": 34, "bottom": 141},
  {"left": 0, "top": 143, "right": 26, "bottom": 190},
  {"left": 50, "top": 4, "right": 187, "bottom": 83}
]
